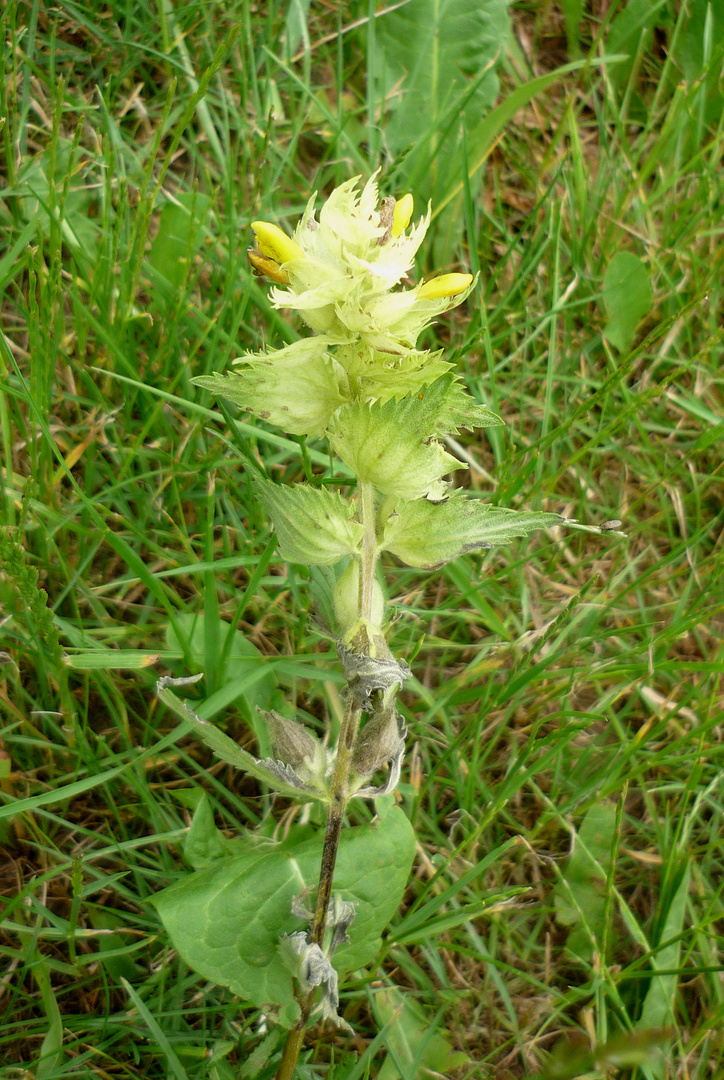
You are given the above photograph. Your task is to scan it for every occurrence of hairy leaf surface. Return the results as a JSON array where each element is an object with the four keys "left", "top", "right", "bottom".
[{"left": 381, "top": 497, "right": 561, "bottom": 568}]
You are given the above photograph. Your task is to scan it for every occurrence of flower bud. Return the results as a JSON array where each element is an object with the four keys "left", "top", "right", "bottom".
[
  {"left": 263, "top": 710, "right": 320, "bottom": 769},
  {"left": 352, "top": 707, "right": 403, "bottom": 778},
  {"left": 392, "top": 193, "right": 414, "bottom": 237},
  {"left": 418, "top": 272, "right": 473, "bottom": 300},
  {"left": 333, "top": 560, "right": 385, "bottom": 633},
  {"left": 251, "top": 220, "right": 305, "bottom": 264}
]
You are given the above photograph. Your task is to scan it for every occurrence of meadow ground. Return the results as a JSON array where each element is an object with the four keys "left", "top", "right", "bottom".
[{"left": 1, "top": 2, "right": 723, "bottom": 1077}]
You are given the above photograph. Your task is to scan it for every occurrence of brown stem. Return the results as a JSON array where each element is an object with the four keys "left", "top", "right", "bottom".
[{"left": 274, "top": 697, "right": 361, "bottom": 1080}]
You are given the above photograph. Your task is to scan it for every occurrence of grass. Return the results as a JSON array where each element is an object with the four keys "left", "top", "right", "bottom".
[{"left": 1, "top": 1, "right": 723, "bottom": 1077}]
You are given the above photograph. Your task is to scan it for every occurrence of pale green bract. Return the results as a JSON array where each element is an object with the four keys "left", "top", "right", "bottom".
[
  {"left": 254, "top": 479, "right": 364, "bottom": 566},
  {"left": 380, "top": 497, "right": 563, "bottom": 569}
]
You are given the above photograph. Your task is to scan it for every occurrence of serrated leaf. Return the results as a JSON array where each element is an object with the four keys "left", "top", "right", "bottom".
[
  {"left": 380, "top": 496, "right": 561, "bottom": 569},
  {"left": 193, "top": 337, "right": 347, "bottom": 439},
  {"left": 156, "top": 678, "right": 328, "bottom": 802},
  {"left": 255, "top": 479, "right": 363, "bottom": 566},
  {"left": 328, "top": 382, "right": 465, "bottom": 500},
  {"left": 602, "top": 252, "right": 653, "bottom": 353},
  {"left": 436, "top": 379, "right": 504, "bottom": 433},
  {"left": 151, "top": 802, "right": 416, "bottom": 1028}
]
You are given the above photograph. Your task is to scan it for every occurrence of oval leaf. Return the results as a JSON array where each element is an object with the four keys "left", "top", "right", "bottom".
[
  {"left": 151, "top": 802, "right": 416, "bottom": 1028},
  {"left": 602, "top": 251, "right": 652, "bottom": 353}
]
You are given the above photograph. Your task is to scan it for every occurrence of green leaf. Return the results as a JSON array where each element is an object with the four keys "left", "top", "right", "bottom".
[
  {"left": 147, "top": 191, "right": 212, "bottom": 291},
  {"left": 554, "top": 801, "right": 616, "bottom": 960},
  {"left": 284, "top": 0, "right": 311, "bottom": 57},
  {"left": 373, "top": 0, "right": 509, "bottom": 156},
  {"left": 560, "top": 0, "right": 584, "bottom": 57},
  {"left": 156, "top": 678, "right": 328, "bottom": 802},
  {"left": 122, "top": 978, "right": 189, "bottom": 1080},
  {"left": 165, "top": 611, "right": 277, "bottom": 719},
  {"left": 436, "top": 379, "right": 504, "bottom": 433},
  {"left": 151, "top": 802, "right": 416, "bottom": 1028},
  {"left": 539, "top": 1028, "right": 671, "bottom": 1080},
  {"left": 380, "top": 495, "right": 561, "bottom": 569},
  {"left": 64, "top": 650, "right": 162, "bottom": 670},
  {"left": 602, "top": 252, "right": 653, "bottom": 353},
  {"left": 374, "top": 987, "right": 471, "bottom": 1080},
  {"left": 32, "top": 950, "right": 65, "bottom": 1079},
  {"left": 87, "top": 908, "right": 145, "bottom": 982},
  {"left": 193, "top": 337, "right": 347, "bottom": 439},
  {"left": 328, "top": 382, "right": 466, "bottom": 500},
  {"left": 255, "top": 478, "right": 364, "bottom": 566},
  {"left": 184, "top": 793, "right": 237, "bottom": 869},
  {"left": 639, "top": 863, "right": 690, "bottom": 1053}
]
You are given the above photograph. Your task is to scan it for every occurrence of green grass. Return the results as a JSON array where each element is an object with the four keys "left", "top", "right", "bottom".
[{"left": 1, "top": 1, "right": 723, "bottom": 1077}]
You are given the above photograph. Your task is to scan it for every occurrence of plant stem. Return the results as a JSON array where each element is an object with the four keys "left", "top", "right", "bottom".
[
  {"left": 359, "top": 481, "right": 376, "bottom": 621},
  {"left": 275, "top": 483, "right": 379, "bottom": 1080}
]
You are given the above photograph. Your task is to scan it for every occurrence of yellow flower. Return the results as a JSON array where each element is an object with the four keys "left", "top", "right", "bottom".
[
  {"left": 251, "top": 221, "right": 305, "bottom": 264},
  {"left": 392, "top": 194, "right": 414, "bottom": 237},
  {"left": 418, "top": 273, "right": 473, "bottom": 300}
]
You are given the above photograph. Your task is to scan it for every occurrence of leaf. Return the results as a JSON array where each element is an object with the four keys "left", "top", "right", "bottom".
[
  {"left": 184, "top": 793, "right": 237, "bottom": 869},
  {"left": 148, "top": 192, "right": 211, "bottom": 292},
  {"left": 373, "top": 0, "right": 509, "bottom": 156},
  {"left": 165, "top": 611, "right": 277, "bottom": 719},
  {"left": 554, "top": 801, "right": 616, "bottom": 959},
  {"left": 373, "top": 987, "right": 470, "bottom": 1080},
  {"left": 560, "top": 0, "right": 584, "bottom": 57},
  {"left": 194, "top": 337, "right": 346, "bottom": 439},
  {"left": 639, "top": 862, "right": 690, "bottom": 1071},
  {"left": 284, "top": 0, "right": 311, "bottom": 57},
  {"left": 328, "top": 381, "right": 466, "bottom": 500},
  {"left": 255, "top": 479, "right": 364, "bottom": 566},
  {"left": 32, "top": 950, "right": 65, "bottom": 1079},
  {"left": 156, "top": 677, "right": 328, "bottom": 802},
  {"left": 380, "top": 495, "right": 561, "bottom": 569},
  {"left": 64, "top": 650, "right": 162, "bottom": 670},
  {"left": 87, "top": 908, "right": 145, "bottom": 982},
  {"left": 605, "top": 0, "right": 665, "bottom": 91},
  {"left": 538, "top": 1028, "right": 672, "bottom": 1080},
  {"left": 602, "top": 252, "right": 653, "bottom": 353},
  {"left": 151, "top": 802, "right": 416, "bottom": 1028},
  {"left": 122, "top": 978, "right": 189, "bottom": 1080}
]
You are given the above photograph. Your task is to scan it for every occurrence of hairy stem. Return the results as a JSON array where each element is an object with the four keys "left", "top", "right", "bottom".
[
  {"left": 275, "top": 486, "right": 378, "bottom": 1079},
  {"left": 359, "top": 481, "right": 377, "bottom": 621}
]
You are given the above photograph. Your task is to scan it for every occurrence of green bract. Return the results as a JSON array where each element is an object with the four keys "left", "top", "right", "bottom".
[
  {"left": 255, "top": 479, "right": 364, "bottom": 566},
  {"left": 328, "top": 395, "right": 464, "bottom": 500},
  {"left": 380, "top": 496, "right": 563, "bottom": 569},
  {"left": 195, "top": 337, "right": 347, "bottom": 439}
]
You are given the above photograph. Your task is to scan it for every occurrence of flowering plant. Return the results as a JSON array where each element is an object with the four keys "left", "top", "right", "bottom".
[{"left": 152, "top": 176, "right": 615, "bottom": 1078}]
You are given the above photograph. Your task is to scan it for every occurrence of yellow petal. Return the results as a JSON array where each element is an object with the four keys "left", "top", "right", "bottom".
[
  {"left": 392, "top": 193, "right": 414, "bottom": 237},
  {"left": 418, "top": 273, "right": 473, "bottom": 300},
  {"left": 248, "top": 249, "right": 290, "bottom": 284},
  {"left": 251, "top": 220, "right": 304, "bottom": 264}
]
